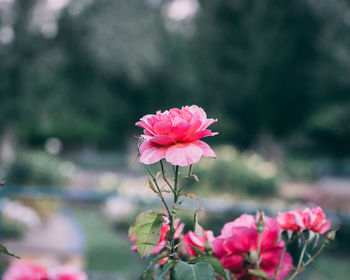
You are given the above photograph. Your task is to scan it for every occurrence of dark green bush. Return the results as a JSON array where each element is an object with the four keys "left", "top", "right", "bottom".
[
  {"left": 280, "top": 157, "right": 316, "bottom": 182},
  {"left": 5, "top": 151, "right": 69, "bottom": 186},
  {"left": 0, "top": 219, "right": 26, "bottom": 239}
]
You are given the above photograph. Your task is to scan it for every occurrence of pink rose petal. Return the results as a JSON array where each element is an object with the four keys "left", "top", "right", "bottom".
[
  {"left": 139, "top": 142, "right": 167, "bottom": 165},
  {"left": 165, "top": 143, "right": 202, "bottom": 166}
]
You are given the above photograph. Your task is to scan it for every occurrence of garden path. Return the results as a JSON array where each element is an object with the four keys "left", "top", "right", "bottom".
[{"left": 3, "top": 210, "right": 85, "bottom": 268}]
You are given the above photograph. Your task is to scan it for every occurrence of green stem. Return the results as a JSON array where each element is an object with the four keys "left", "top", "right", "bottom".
[
  {"left": 274, "top": 245, "right": 287, "bottom": 278},
  {"left": 146, "top": 166, "right": 171, "bottom": 218},
  {"left": 288, "top": 241, "right": 308, "bottom": 280},
  {"left": 304, "top": 242, "right": 326, "bottom": 267},
  {"left": 273, "top": 237, "right": 296, "bottom": 279},
  {"left": 174, "top": 166, "right": 179, "bottom": 203},
  {"left": 160, "top": 160, "right": 175, "bottom": 192},
  {"left": 257, "top": 232, "right": 262, "bottom": 259},
  {"left": 255, "top": 231, "right": 263, "bottom": 280},
  {"left": 253, "top": 230, "right": 262, "bottom": 271},
  {"left": 287, "top": 239, "right": 327, "bottom": 280},
  {"left": 169, "top": 165, "right": 180, "bottom": 280},
  {"left": 188, "top": 165, "right": 192, "bottom": 178}
]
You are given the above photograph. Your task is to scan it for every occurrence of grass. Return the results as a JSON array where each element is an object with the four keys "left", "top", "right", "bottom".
[{"left": 72, "top": 205, "right": 145, "bottom": 279}]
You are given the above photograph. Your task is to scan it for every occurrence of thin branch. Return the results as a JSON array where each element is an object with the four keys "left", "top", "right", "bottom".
[
  {"left": 304, "top": 242, "right": 326, "bottom": 267},
  {"left": 174, "top": 166, "right": 179, "bottom": 203},
  {"left": 169, "top": 165, "right": 179, "bottom": 280},
  {"left": 146, "top": 166, "right": 171, "bottom": 218},
  {"left": 288, "top": 241, "right": 308, "bottom": 280},
  {"left": 160, "top": 160, "right": 175, "bottom": 193},
  {"left": 274, "top": 246, "right": 287, "bottom": 278},
  {"left": 188, "top": 165, "right": 192, "bottom": 178}
]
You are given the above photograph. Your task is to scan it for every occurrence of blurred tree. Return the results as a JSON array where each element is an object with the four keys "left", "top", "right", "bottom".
[
  {"left": 304, "top": 0, "right": 350, "bottom": 155},
  {"left": 0, "top": 0, "right": 349, "bottom": 155},
  {"left": 0, "top": 0, "right": 42, "bottom": 160},
  {"left": 188, "top": 0, "right": 321, "bottom": 146},
  {"left": 165, "top": 0, "right": 350, "bottom": 154}
]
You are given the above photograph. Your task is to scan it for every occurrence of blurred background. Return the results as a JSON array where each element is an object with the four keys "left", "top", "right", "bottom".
[{"left": 0, "top": 0, "right": 350, "bottom": 279}]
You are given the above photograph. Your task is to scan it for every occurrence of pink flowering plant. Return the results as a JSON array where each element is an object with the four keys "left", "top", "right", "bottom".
[
  {"left": 3, "top": 261, "right": 87, "bottom": 280},
  {"left": 130, "top": 105, "right": 337, "bottom": 280}
]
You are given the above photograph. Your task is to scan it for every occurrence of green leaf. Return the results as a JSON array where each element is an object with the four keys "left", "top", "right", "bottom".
[
  {"left": 142, "top": 252, "right": 168, "bottom": 279},
  {"left": 187, "top": 245, "right": 205, "bottom": 257},
  {"left": 0, "top": 244, "right": 20, "bottom": 258},
  {"left": 184, "top": 193, "right": 203, "bottom": 236},
  {"left": 175, "top": 261, "right": 215, "bottom": 280},
  {"left": 156, "top": 262, "right": 170, "bottom": 280},
  {"left": 189, "top": 256, "right": 228, "bottom": 280},
  {"left": 193, "top": 206, "right": 203, "bottom": 237},
  {"left": 248, "top": 269, "right": 270, "bottom": 279},
  {"left": 147, "top": 179, "right": 158, "bottom": 194},
  {"left": 129, "top": 211, "right": 164, "bottom": 257},
  {"left": 194, "top": 223, "right": 204, "bottom": 237}
]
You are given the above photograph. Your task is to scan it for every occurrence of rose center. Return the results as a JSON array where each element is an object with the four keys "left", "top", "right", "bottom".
[{"left": 244, "top": 250, "right": 260, "bottom": 265}]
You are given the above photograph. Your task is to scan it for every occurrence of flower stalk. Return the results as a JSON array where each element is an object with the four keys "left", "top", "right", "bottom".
[
  {"left": 160, "top": 160, "right": 175, "bottom": 193},
  {"left": 288, "top": 240, "right": 308, "bottom": 280},
  {"left": 145, "top": 163, "right": 181, "bottom": 279},
  {"left": 146, "top": 166, "right": 172, "bottom": 218},
  {"left": 273, "top": 246, "right": 287, "bottom": 279}
]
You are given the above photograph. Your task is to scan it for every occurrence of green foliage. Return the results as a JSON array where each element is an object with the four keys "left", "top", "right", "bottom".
[
  {"left": 0, "top": 0, "right": 350, "bottom": 155},
  {"left": 155, "top": 262, "right": 171, "bottom": 280},
  {"left": 5, "top": 151, "right": 68, "bottom": 186},
  {"left": 281, "top": 157, "right": 317, "bottom": 181},
  {"left": 184, "top": 193, "right": 203, "bottom": 236},
  {"left": 174, "top": 262, "right": 215, "bottom": 280},
  {"left": 0, "top": 219, "right": 26, "bottom": 239},
  {"left": 248, "top": 269, "right": 270, "bottom": 279},
  {"left": 129, "top": 211, "right": 164, "bottom": 257},
  {"left": 187, "top": 245, "right": 205, "bottom": 257},
  {"left": 188, "top": 145, "right": 277, "bottom": 197},
  {"left": 305, "top": 104, "right": 350, "bottom": 155},
  {"left": 189, "top": 256, "right": 228, "bottom": 280},
  {"left": 142, "top": 253, "right": 168, "bottom": 279}
]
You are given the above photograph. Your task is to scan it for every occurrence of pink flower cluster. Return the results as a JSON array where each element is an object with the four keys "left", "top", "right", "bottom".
[
  {"left": 277, "top": 206, "right": 330, "bottom": 234},
  {"left": 131, "top": 207, "right": 330, "bottom": 280},
  {"left": 183, "top": 207, "right": 329, "bottom": 279},
  {"left": 136, "top": 105, "right": 217, "bottom": 166},
  {"left": 3, "top": 262, "right": 87, "bottom": 280},
  {"left": 212, "top": 214, "right": 293, "bottom": 280}
]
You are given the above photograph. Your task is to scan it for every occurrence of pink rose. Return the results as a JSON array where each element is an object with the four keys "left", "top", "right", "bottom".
[
  {"left": 302, "top": 207, "right": 330, "bottom": 234},
  {"left": 276, "top": 210, "right": 303, "bottom": 232},
  {"left": 183, "top": 230, "right": 214, "bottom": 257},
  {"left": 136, "top": 105, "right": 217, "bottom": 166},
  {"left": 212, "top": 214, "right": 293, "bottom": 280},
  {"left": 277, "top": 206, "right": 330, "bottom": 234},
  {"left": 130, "top": 218, "right": 184, "bottom": 255},
  {"left": 3, "top": 261, "right": 48, "bottom": 280},
  {"left": 48, "top": 266, "right": 87, "bottom": 280}
]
